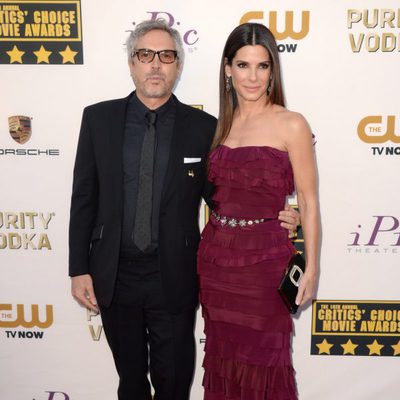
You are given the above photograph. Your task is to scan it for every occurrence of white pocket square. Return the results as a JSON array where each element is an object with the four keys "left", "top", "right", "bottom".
[{"left": 184, "top": 157, "right": 201, "bottom": 164}]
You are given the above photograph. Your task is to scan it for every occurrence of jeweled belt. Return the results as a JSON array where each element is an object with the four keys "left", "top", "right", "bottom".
[{"left": 211, "top": 210, "right": 266, "bottom": 228}]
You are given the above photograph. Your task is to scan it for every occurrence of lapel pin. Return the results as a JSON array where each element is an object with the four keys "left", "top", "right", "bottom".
[{"left": 188, "top": 169, "right": 195, "bottom": 177}]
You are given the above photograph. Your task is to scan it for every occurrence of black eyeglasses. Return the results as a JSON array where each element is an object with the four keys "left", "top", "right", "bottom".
[{"left": 132, "top": 48, "right": 178, "bottom": 64}]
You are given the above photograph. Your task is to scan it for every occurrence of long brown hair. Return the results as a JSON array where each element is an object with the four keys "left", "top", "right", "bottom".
[{"left": 211, "top": 23, "right": 286, "bottom": 150}]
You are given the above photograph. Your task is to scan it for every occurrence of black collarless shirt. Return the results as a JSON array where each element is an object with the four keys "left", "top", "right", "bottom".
[{"left": 120, "top": 93, "right": 176, "bottom": 259}]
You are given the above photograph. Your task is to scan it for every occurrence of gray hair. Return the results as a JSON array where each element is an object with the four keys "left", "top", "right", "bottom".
[{"left": 126, "top": 19, "right": 185, "bottom": 65}]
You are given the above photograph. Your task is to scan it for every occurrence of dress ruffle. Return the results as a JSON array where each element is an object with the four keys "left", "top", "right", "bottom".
[
  {"left": 208, "top": 146, "right": 294, "bottom": 220},
  {"left": 209, "top": 145, "right": 294, "bottom": 198},
  {"left": 198, "top": 145, "right": 298, "bottom": 400},
  {"left": 203, "top": 355, "right": 297, "bottom": 400}
]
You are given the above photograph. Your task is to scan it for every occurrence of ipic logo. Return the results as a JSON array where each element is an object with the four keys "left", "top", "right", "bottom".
[
  {"left": 146, "top": 12, "right": 198, "bottom": 51},
  {"left": 33, "top": 391, "right": 70, "bottom": 400},
  {"left": 347, "top": 216, "right": 400, "bottom": 254},
  {"left": 0, "top": 304, "right": 54, "bottom": 339},
  {"left": 348, "top": 9, "right": 400, "bottom": 52},
  {"left": 240, "top": 11, "right": 310, "bottom": 53},
  {"left": 357, "top": 115, "right": 400, "bottom": 155}
]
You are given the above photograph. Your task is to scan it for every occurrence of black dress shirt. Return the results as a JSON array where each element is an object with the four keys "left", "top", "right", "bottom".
[{"left": 120, "top": 93, "right": 176, "bottom": 259}]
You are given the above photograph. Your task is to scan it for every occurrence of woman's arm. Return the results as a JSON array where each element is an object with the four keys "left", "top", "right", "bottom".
[{"left": 284, "top": 112, "right": 320, "bottom": 306}]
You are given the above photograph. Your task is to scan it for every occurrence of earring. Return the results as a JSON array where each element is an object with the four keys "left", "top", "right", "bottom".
[
  {"left": 226, "top": 76, "right": 231, "bottom": 92},
  {"left": 267, "top": 77, "right": 273, "bottom": 95}
]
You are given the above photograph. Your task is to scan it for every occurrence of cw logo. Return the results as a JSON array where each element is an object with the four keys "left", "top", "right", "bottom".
[
  {"left": 0, "top": 304, "right": 53, "bottom": 328},
  {"left": 240, "top": 11, "right": 310, "bottom": 40},
  {"left": 358, "top": 116, "right": 400, "bottom": 143}
]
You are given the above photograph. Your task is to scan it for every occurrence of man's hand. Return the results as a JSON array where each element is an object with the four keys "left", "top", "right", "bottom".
[
  {"left": 71, "top": 274, "right": 99, "bottom": 313},
  {"left": 278, "top": 204, "right": 300, "bottom": 239}
]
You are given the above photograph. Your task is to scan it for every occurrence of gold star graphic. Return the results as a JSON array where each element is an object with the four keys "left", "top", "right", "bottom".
[
  {"left": 316, "top": 339, "right": 334, "bottom": 355},
  {"left": 59, "top": 45, "right": 78, "bottom": 64},
  {"left": 341, "top": 339, "right": 358, "bottom": 355},
  {"left": 34, "top": 45, "right": 52, "bottom": 64},
  {"left": 367, "top": 339, "right": 384, "bottom": 356},
  {"left": 6, "top": 45, "right": 25, "bottom": 64},
  {"left": 391, "top": 340, "right": 400, "bottom": 356}
]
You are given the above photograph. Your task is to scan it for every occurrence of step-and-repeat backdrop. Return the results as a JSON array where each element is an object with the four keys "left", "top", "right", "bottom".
[{"left": 1, "top": 1, "right": 399, "bottom": 399}]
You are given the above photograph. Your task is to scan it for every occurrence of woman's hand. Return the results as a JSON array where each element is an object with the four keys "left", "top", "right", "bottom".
[
  {"left": 278, "top": 204, "right": 300, "bottom": 238},
  {"left": 296, "top": 268, "right": 318, "bottom": 306}
]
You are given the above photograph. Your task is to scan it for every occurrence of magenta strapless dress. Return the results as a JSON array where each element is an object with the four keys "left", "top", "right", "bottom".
[{"left": 198, "top": 145, "right": 298, "bottom": 400}]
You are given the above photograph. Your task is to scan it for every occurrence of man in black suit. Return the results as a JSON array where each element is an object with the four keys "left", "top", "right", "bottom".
[{"left": 69, "top": 19, "right": 299, "bottom": 400}]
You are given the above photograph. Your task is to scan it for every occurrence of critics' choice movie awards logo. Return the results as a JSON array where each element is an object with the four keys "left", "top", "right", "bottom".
[
  {"left": 358, "top": 115, "right": 400, "bottom": 156},
  {"left": 348, "top": 9, "right": 400, "bottom": 52},
  {"left": 0, "top": 0, "right": 83, "bottom": 64},
  {"left": 347, "top": 215, "right": 400, "bottom": 254},
  {"left": 240, "top": 10, "right": 310, "bottom": 53},
  {"left": 0, "top": 211, "right": 55, "bottom": 250},
  {"left": 0, "top": 304, "right": 53, "bottom": 339},
  {"left": 137, "top": 12, "right": 198, "bottom": 53},
  {"left": 2, "top": 115, "right": 60, "bottom": 156},
  {"left": 311, "top": 300, "right": 400, "bottom": 356}
]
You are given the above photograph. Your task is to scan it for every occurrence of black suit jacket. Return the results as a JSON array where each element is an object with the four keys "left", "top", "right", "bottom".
[{"left": 69, "top": 93, "right": 217, "bottom": 313}]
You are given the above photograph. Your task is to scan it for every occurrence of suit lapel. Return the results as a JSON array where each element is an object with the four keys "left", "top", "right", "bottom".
[
  {"left": 107, "top": 93, "right": 132, "bottom": 217},
  {"left": 160, "top": 97, "right": 189, "bottom": 208}
]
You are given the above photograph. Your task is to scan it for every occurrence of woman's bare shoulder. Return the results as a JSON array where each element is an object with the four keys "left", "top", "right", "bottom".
[
  {"left": 270, "top": 109, "right": 312, "bottom": 149},
  {"left": 274, "top": 108, "right": 308, "bottom": 128}
]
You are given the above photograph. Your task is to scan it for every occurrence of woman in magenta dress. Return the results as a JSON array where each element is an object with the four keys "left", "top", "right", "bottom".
[{"left": 198, "top": 23, "right": 320, "bottom": 400}]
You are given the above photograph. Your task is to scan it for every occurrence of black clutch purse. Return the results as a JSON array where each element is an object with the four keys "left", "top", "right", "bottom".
[{"left": 278, "top": 253, "right": 305, "bottom": 314}]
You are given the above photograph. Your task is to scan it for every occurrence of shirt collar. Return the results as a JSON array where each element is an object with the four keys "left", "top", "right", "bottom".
[{"left": 130, "top": 92, "right": 175, "bottom": 122}]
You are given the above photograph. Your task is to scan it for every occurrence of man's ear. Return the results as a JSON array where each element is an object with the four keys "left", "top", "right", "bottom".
[{"left": 176, "top": 59, "right": 184, "bottom": 78}]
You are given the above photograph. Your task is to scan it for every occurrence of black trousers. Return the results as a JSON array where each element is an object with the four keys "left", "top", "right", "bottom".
[{"left": 100, "top": 258, "right": 196, "bottom": 400}]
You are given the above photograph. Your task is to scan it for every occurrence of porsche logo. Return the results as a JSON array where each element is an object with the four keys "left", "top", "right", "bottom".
[{"left": 8, "top": 115, "right": 32, "bottom": 144}]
